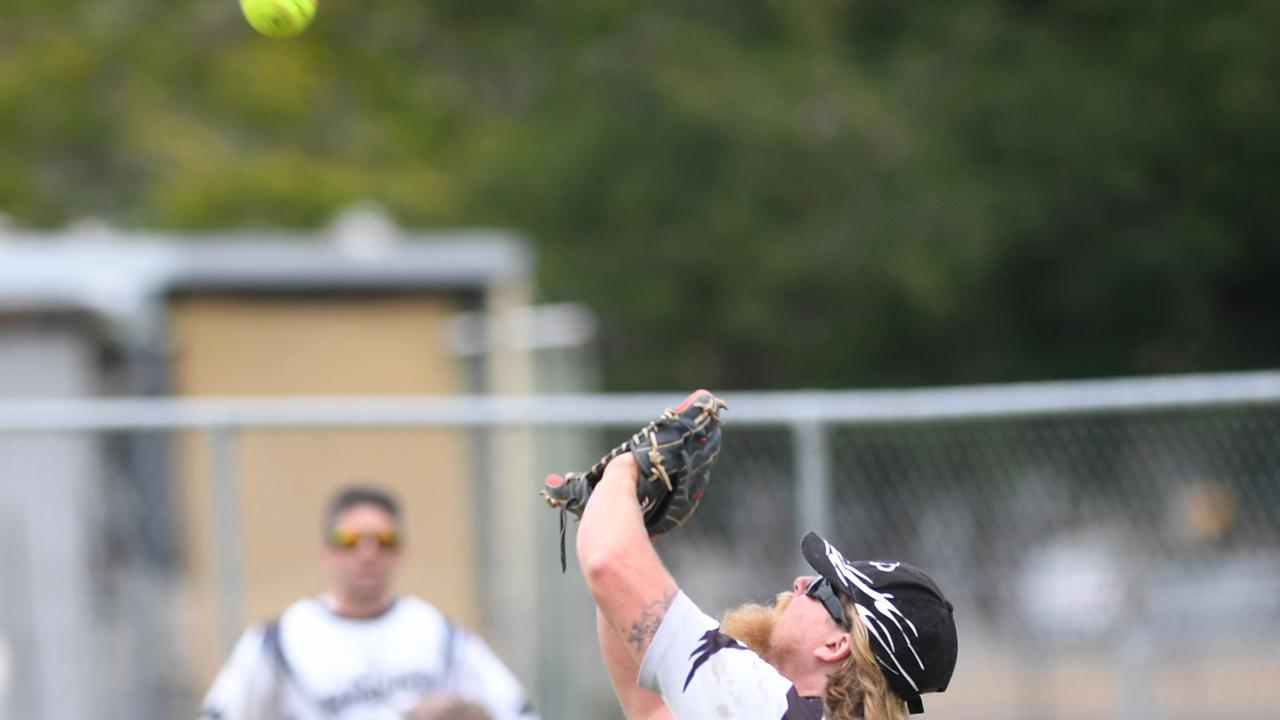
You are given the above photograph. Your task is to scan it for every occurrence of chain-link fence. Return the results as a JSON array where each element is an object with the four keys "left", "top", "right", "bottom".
[{"left": 1, "top": 373, "right": 1279, "bottom": 719}]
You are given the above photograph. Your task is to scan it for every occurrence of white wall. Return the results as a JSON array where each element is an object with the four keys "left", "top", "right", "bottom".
[{"left": 0, "top": 326, "right": 103, "bottom": 720}]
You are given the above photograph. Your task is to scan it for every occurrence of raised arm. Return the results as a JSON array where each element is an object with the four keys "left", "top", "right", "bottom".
[
  {"left": 596, "top": 608, "right": 675, "bottom": 720},
  {"left": 576, "top": 453, "right": 679, "bottom": 663}
]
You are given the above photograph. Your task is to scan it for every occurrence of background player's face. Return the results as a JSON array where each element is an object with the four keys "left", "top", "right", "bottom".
[{"left": 324, "top": 502, "right": 402, "bottom": 602}]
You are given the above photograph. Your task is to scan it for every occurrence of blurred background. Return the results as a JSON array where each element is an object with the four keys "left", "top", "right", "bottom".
[{"left": 1, "top": 1, "right": 1279, "bottom": 718}]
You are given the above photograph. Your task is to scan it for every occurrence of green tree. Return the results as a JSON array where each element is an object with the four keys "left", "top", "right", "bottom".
[{"left": 2, "top": 0, "right": 1278, "bottom": 389}]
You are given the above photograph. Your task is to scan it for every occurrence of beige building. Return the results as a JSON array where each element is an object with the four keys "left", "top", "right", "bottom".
[{"left": 0, "top": 210, "right": 586, "bottom": 718}]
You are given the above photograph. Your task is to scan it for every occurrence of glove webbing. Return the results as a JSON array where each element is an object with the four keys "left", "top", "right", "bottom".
[
  {"left": 639, "top": 394, "right": 722, "bottom": 491},
  {"left": 640, "top": 408, "right": 706, "bottom": 493}
]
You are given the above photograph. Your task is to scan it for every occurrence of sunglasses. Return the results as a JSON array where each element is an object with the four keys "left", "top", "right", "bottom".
[
  {"left": 805, "top": 576, "right": 851, "bottom": 629},
  {"left": 329, "top": 528, "right": 400, "bottom": 550}
]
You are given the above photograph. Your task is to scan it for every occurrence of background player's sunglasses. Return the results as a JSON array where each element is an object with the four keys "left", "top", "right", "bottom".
[
  {"left": 329, "top": 528, "right": 400, "bottom": 550},
  {"left": 805, "top": 576, "right": 851, "bottom": 629}
]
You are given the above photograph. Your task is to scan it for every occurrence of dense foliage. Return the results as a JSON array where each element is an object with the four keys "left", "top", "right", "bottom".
[{"left": 4, "top": 1, "right": 1279, "bottom": 389}]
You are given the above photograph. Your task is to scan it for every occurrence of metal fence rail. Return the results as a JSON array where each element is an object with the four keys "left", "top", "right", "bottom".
[
  {"left": 2, "top": 371, "right": 1279, "bottom": 719},
  {"left": 5, "top": 370, "right": 1280, "bottom": 431}
]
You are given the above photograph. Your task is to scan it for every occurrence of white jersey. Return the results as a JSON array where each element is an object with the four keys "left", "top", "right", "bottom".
[
  {"left": 638, "top": 592, "right": 824, "bottom": 720},
  {"left": 199, "top": 595, "right": 537, "bottom": 720}
]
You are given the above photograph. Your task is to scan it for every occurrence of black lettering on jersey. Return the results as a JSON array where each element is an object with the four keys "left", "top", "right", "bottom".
[
  {"left": 318, "top": 670, "right": 437, "bottom": 714},
  {"left": 782, "top": 687, "right": 824, "bottom": 719},
  {"left": 683, "top": 628, "right": 747, "bottom": 691}
]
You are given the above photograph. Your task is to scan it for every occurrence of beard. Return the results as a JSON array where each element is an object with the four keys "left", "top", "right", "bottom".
[{"left": 719, "top": 591, "right": 793, "bottom": 667}]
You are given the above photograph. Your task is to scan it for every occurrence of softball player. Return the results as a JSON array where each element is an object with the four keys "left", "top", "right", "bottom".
[
  {"left": 576, "top": 453, "right": 958, "bottom": 720},
  {"left": 199, "top": 486, "right": 536, "bottom": 720}
]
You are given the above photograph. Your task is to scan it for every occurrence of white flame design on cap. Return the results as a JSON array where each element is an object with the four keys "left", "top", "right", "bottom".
[{"left": 822, "top": 538, "right": 924, "bottom": 691}]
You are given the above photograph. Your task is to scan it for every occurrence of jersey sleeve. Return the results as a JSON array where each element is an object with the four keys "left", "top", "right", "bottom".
[
  {"left": 637, "top": 591, "right": 799, "bottom": 720},
  {"left": 198, "top": 625, "right": 278, "bottom": 720},
  {"left": 445, "top": 624, "right": 539, "bottom": 720}
]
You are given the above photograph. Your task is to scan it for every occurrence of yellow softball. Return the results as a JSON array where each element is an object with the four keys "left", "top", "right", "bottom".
[{"left": 240, "top": 0, "right": 317, "bottom": 38}]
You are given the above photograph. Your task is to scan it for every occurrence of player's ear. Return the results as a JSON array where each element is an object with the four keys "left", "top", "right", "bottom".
[{"left": 814, "top": 630, "right": 851, "bottom": 664}]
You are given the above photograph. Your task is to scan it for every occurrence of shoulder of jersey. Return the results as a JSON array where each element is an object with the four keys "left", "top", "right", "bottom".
[{"left": 276, "top": 594, "right": 449, "bottom": 631}]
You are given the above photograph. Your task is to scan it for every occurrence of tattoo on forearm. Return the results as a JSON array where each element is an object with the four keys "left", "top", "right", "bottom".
[{"left": 626, "top": 588, "right": 677, "bottom": 652}]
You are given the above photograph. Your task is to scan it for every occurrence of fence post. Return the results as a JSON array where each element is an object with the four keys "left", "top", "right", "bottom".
[
  {"left": 210, "top": 426, "right": 243, "bottom": 657},
  {"left": 793, "top": 417, "right": 830, "bottom": 554}
]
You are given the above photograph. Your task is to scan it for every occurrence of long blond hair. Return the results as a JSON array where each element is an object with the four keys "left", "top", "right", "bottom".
[{"left": 823, "top": 597, "right": 908, "bottom": 720}]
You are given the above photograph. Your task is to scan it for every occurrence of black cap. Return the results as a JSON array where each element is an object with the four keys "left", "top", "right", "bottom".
[{"left": 801, "top": 532, "right": 958, "bottom": 715}]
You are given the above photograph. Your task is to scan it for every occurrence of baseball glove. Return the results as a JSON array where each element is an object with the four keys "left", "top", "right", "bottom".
[{"left": 542, "top": 389, "right": 727, "bottom": 571}]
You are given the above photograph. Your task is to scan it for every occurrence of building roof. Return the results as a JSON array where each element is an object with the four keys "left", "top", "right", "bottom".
[{"left": 0, "top": 208, "right": 531, "bottom": 332}]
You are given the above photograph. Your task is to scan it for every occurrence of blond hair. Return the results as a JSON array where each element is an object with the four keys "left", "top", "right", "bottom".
[{"left": 823, "top": 597, "right": 908, "bottom": 720}]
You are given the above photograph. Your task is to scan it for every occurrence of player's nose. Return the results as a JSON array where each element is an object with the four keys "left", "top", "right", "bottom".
[
  {"left": 353, "top": 538, "right": 383, "bottom": 557},
  {"left": 792, "top": 576, "right": 813, "bottom": 594}
]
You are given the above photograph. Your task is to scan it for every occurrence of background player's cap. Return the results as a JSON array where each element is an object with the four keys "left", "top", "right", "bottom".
[{"left": 801, "top": 531, "right": 958, "bottom": 715}]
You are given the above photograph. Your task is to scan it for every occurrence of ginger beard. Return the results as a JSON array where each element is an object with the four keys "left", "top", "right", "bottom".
[{"left": 719, "top": 591, "right": 794, "bottom": 666}]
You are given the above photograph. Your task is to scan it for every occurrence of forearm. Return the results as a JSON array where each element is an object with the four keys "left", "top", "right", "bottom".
[
  {"left": 597, "top": 608, "right": 673, "bottom": 720},
  {"left": 448, "top": 630, "right": 538, "bottom": 720},
  {"left": 576, "top": 454, "right": 678, "bottom": 662}
]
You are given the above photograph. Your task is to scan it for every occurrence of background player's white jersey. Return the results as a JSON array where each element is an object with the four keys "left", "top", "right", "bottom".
[
  {"left": 638, "top": 592, "right": 824, "bottom": 719},
  {"left": 199, "top": 595, "right": 537, "bottom": 720}
]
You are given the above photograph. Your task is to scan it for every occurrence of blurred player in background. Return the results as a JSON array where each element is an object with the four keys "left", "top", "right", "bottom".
[
  {"left": 199, "top": 485, "right": 536, "bottom": 720},
  {"left": 573, "top": 453, "right": 958, "bottom": 719}
]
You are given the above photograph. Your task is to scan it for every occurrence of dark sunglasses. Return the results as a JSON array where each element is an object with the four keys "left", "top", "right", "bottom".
[
  {"left": 805, "top": 576, "right": 851, "bottom": 629},
  {"left": 329, "top": 528, "right": 400, "bottom": 550}
]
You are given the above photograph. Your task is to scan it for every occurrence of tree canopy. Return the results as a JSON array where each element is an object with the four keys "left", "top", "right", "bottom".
[{"left": 4, "top": 0, "right": 1279, "bottom": 389}]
